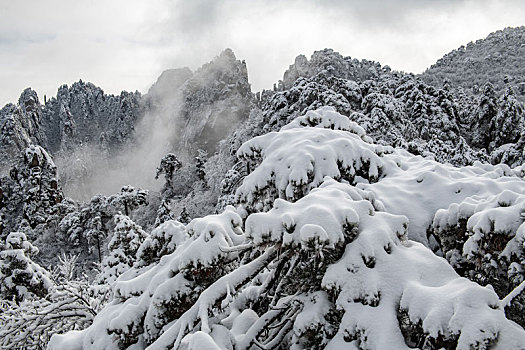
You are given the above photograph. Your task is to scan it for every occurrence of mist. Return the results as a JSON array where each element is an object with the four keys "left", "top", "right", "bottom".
[
  {"left": 56, "top": 78, "right": 187, "bottom": 200},
  {"left": 55, "top": 48, "right": 251, "bottom": 201}
]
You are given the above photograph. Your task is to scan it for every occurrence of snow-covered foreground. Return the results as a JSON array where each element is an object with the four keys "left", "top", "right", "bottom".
[{"left": 50, "top": 107, "right": 525, "bottom": 349}]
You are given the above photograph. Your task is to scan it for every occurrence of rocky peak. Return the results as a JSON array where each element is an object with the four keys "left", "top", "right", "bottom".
[
  {"left": 178, "top": 48, "right": 253, "bottom": 154},
  {"left": 18, "top": 88, "right": 40, "bottom": 115},
  {"left": 185, "top": 48, "right": 251, "bottom": 98},
  {"left": 282, "top": 49, "right": 387, "bottom": 90}
]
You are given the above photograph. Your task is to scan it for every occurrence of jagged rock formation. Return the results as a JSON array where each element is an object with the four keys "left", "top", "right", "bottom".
[
  {"left": 178, "top": 48, "right": 253, "bottom": 154},
  {"left": 0, "top": 89, "right": 46, "bottom": 170},
  {"left": 40, "top": 81, "right": 143, "bottom": 156},
  {"left": 0, "top": 83, "right": 143, "bottom": 177}
]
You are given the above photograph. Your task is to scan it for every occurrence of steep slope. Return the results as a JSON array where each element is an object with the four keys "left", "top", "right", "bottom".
[
  {"left": 421, "top": 26, "right": 525, "bottom": 101},
  {"left": 178, "top": 48, "right": 253, "bottom": 154}
]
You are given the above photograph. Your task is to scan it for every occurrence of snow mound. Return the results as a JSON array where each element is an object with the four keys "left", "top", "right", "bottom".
[
  {"left": 281, "top": 106, "right": 372, "bottom": 143},
  {"left": 49, "top": 180, "right": 525, "bottom": 350},
  {"left": 245, "top": 178, "right": 382, "bottom": 249},
  {"left": 430, "top": 188, "right": 525, "bottom": 326},
  {"left": 180, "top": 205, "right": 245, "bottom": 269},
  {"left": 360, "top": 150, "right": 525, "bottom": 245},
  {"left": 236, "top": 107, "right": 391, "bottom": 213}
]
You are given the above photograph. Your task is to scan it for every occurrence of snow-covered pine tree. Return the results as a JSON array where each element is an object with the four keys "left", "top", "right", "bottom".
[
  {"left": 432, "top": 189, "right": 525, "bottom": 327},
  {"left": 360, "top": 90, "right": 409, "bottom": 147},
  {"left": 56, "top": 194, "right": 112, "bottom": 265},
  {"left": 492, "top": 85, "right": 524, "bottom": 148},
  {"left": 96, "top": 214, "right": 148, "bottom": 286},
  {"left": 0, "top": 232, "right": 52, "bottom": 303},
  {"left": 236, "top": 107, "right": 386, "bottom": 213},
  {"left": 108, "top": 185, "right": 148, "bottom": 217},
  {"left": 155, "top": 153, "right": 182, "bottom": 198},
  {"left": 49, "top": 108, "right": 525, "bottom": 350},
  {"left": 195, "top": 149, "right": 208, "bottom": 182},
  {"left": 0, "top": 253, "right": 99, "bottom": 349},
  {"left": 473, "top": 82, "right": 499, "bottom": 150},
  {"left": 176, "top": 207, "right": 192, "bottom": 224},
  {"left": 0, "top": 145, "right": 63, "bottom": 239},
  {"left": 154, "top": 199, "right": 175, "bottom": 227}
]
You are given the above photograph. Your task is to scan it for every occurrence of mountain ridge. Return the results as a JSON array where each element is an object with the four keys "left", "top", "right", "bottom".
[{"left": 421, "top": 26, "right": 525, "bottom": 101}]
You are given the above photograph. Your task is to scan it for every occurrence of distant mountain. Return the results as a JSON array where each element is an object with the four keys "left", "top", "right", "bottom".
[
  {"left": 0, "top": 49, "right": 253, "bottom": 197},
  {"left": 281, "top": 49, "right": 386, "bottom": 90},
  {"left": 157, "top": 48, "right": 253, "bottom": 155},
  {"left": 259, "top": 48, "right": 523, "bottom": 168},
  {"left": 421, "top": 26, "right": 525, "bottom": 101},
  {"left": 0, "top": 83, "right": 143, "bottom": 172}
]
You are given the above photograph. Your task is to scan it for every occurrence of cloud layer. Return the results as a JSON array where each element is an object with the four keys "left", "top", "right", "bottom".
[{"left": 1, "top": 0, "right": 524, "bottom": 106}]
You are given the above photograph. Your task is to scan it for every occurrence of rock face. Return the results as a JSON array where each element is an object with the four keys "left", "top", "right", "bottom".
[
  {"left": 178, "top": 48, "right": 253, "bottom": 154},
  {"left": 40, "top": 81, "right": 143, "bottom": 156},
  {"left": 142, "top": 49, "right": 254, "bottom": 155},
  {"left": 0, "top": 89, "right": 46, "bottom": 170}
]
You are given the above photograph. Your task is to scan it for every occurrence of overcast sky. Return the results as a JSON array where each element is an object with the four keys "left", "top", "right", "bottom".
[{"left": 1, "top": 0, "right": 524, "bottom": 107}]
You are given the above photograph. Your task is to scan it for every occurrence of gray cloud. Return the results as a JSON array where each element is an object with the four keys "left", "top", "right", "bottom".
[
  {"left": 151, "top": 0, "right": 525, "bottom": 90},
  {"left": 0, "top": 32, "right": 56, "bottom": 47},
  {"left": 0, "top": 0, "right": 524, "bottom": 107}
]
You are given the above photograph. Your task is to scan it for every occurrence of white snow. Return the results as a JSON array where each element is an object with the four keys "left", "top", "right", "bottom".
[{"left": 48, "top": 106, "right": 525, "bottom": 350}]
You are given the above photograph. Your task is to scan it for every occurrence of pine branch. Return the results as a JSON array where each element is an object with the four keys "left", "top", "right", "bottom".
[{"left": 501, "top": 279, "right": 525, "bottom": 307}]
